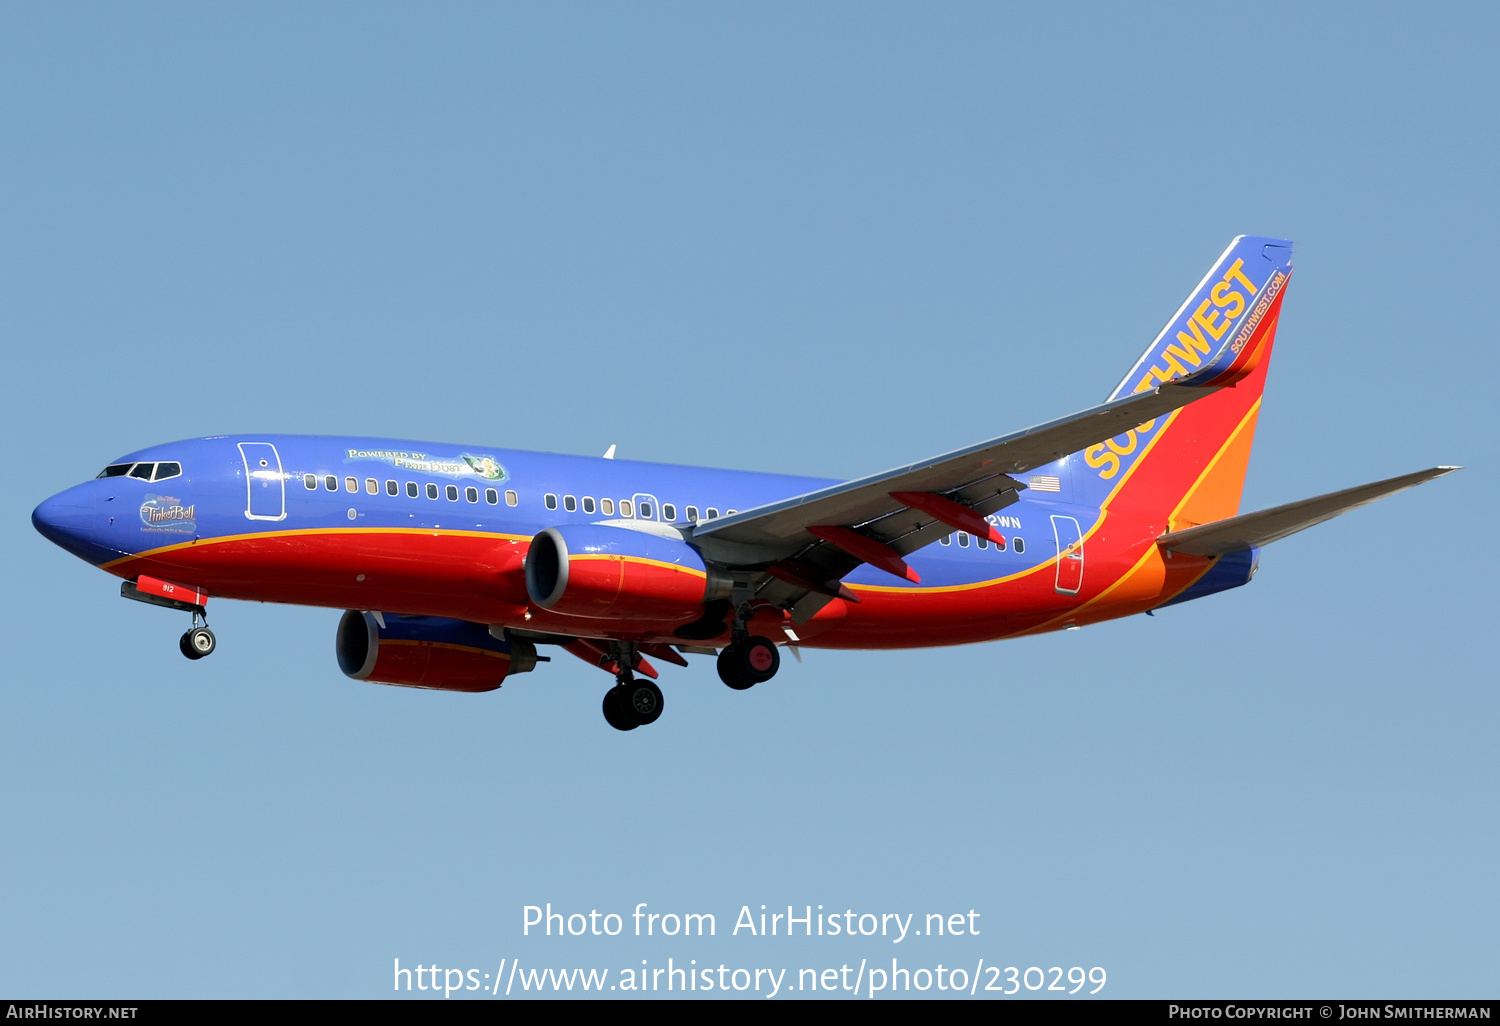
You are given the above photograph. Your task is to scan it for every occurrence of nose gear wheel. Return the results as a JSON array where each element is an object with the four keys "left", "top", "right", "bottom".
[{"left": 179, "top": 626, "right": 216, "bottom": 660}]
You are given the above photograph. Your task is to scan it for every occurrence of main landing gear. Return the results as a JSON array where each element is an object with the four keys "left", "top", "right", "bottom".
[
  {"left": 601, "top": 642, "right": 665, "bottom": 732},
  {"left": 595, "top": 596, "right": 786, "bottom": 728},
  {"left": 717, "top": 636, "right": 780, "bottom": 690},
  {"left": 603, "top": 678, "right": 664, "bottom": 731},
  {"left": 716, "top": 586, "right": 781, "bottom": 690}
]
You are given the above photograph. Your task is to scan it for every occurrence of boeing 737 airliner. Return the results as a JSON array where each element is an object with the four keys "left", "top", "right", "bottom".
[{"left": 32, "top": 237, "right": 1455, "bottom": 730}]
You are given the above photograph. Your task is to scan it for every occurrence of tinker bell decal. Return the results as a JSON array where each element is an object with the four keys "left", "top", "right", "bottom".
[{"left": 462, "top": 455, "right": 507, "bottom": 481}]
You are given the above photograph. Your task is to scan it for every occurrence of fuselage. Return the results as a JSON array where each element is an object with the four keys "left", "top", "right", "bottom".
[{"left": 32, "top": 433, "right": 1249, "bottom": 649}]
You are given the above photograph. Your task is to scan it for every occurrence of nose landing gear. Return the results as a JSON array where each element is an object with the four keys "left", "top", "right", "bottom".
[
  {"left": 180, "top": 624, "right": 216, "bottom": 660},
  {"left": 179, "top": 609, "right": 216, "bottom": 660},
  {"left": 121, "top": 577, "right": 217, "bottom": 662}
]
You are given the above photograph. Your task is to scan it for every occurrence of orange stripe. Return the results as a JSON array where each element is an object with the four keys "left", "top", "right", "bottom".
[
  {"left": 1015, "top": 543, "right": 1157, "bottom": 634},
  {"left": 1168, "top": 398, "right": 1262, "bottom": 529},
  {"left": 570, "top": 554, "right": 707, "bottom": 578},
  {"left": 904, "top": 397, "right": 1248, "bottom": 615},
  {"left": 101, "top": 526, "right": 532, "bottom": 570}
]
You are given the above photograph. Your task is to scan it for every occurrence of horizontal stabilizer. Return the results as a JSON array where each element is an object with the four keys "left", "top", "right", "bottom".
[{"left": 1157, "top": 467, "right": 1459, "bottom": 556}]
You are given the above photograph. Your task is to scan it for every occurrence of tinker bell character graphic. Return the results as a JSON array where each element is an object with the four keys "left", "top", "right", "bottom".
[{"left": 462, "top": 455, "right": 506, "bottom": 481}]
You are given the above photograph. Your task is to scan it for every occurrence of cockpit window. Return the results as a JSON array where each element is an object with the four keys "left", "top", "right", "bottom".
[{"left": 98, "top": 461, "right": 182, "bottom": 481}]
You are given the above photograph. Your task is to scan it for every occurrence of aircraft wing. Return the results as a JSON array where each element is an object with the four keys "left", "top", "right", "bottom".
[
  {"left": 1157, "top": 466, "right": 1459, "bottom": 557},
  {"left": 691, "top": 379, "right": 1223, "bottom": 565}
]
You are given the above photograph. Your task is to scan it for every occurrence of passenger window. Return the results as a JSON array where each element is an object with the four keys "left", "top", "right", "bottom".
[
  {"left": 977, "top": 537, "right": 988, "bottom": 549},
  {"left": 686, "top": 506, "right": 699, "bottom": 523},
  {"left": 940, "top": 534, "right": 952, "bottom": 545},
  {"left": 582, "top": 497, "right": 595, "bottom": 514},
  {"left": 345, "top": 477, "right": 358, "bottom": 493},
  {"left": 600, "top": 497, "right": 614, "bottom": 515},
  {"left": 638, "top": 501, "right": 653, "bottom": 520},
  {"left": 705, "top": 507, "right": 719, "bottom": 520},
  {"left": 304, "top": 474, "right": 317, "bottom": 490},
  {"left": 129, "top": 463, "right": 154, "bottom": 480},
  {"left": 386, "top": 480, "right": 398, "bottom": 496},
  {"left": 663, "top": 503, "right": 676, "bottom": 521},
  {"left": 426, "top": 483, "right": 439, "bottom": 499},
  {"left": 958, "top": 532, "right": 969, "bottom": 547},
  {"left": 1013, "top": 537, "right": 1025, "bottom": 553},
  {"left": 407, "top": 482, "right": 419, "bottom": 497},
  {"left": 545, "top": 493, "right": 558, "bottom": 510},
  {"left": 446, "top": 485, "right": 459, "bottom": 501},
  {"left": 466, "top": 487, "right": 478, "bottom": 503},
  {"left": 97, "top": 464, "right": 134, "bottom": 479},
  {"left": 505, "top": 490, "right": 518, "bottom": 507},
  {"left": 619, "top": 499, "right": 633, "bottom": 517},
  {"left": 564, "top": 495, "right": 577, "bottom": 512},
  {"left": 727, "top": 509, "right": 738, "bottom": 515},
  {"left": 325, "top": 476, "right": 338, "bottom": 491},
  {"left": 486, "top": 489, "right": 499, "bottom": 504},
  {"left": 154, "top": 462, "right": 182, "bottom": 482},
  {"left": 366, "top": 478, "right": 378, "bottom": 495}
]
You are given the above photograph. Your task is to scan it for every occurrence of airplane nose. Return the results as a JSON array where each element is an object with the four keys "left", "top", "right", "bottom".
[
  {"left": 32, "top": 492, "right": 89, "bottom": 547},
  {"left": 32, "top": 485, "right": 127, "bottom": 564}
]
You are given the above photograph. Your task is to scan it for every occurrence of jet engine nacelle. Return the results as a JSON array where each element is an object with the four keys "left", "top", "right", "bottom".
[
  {"left": 335, "top": 611, "right": 538, "bottom": 692},
  {"left": 525, "top": 523, "right": 716, "bottom": 621}
]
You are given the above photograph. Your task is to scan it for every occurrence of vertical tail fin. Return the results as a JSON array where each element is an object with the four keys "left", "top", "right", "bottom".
[
  {"left": 1073, "top": 236, "right": 1294, "bottom": 528},
  {"left": 1108, "top": 236, "right": 1293, "bottom": 400}
]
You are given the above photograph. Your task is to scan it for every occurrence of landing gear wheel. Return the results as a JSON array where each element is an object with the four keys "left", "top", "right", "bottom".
[
  {"left": 717, "top": 647, "right": 754, "bottom": 690},
  {"left": 602, "top": 687, "right": 638, "bottom": 731},
  {"left": 179, "top": 626, "right": 216, "bottom": 660},
  {"left": 621, "top": 679, "right": 664, "bottom": 726},
  {"left": 717, "top": 636, "right": 780, "bottom": 690}
]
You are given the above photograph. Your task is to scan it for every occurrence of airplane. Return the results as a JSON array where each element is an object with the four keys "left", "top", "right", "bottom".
[{"left": 32, "top": 236, "right": 1456, "bottom": 731}]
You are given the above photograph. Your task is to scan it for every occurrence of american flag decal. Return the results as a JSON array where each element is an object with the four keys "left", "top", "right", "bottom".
[{"left": 1028, "top": 475, "right": 1061, "bottom": 492}]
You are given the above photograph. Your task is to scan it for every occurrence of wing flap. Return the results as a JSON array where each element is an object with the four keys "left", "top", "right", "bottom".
[{"left": 1157, "top": 467, "right": 1459, "bottom": 557}]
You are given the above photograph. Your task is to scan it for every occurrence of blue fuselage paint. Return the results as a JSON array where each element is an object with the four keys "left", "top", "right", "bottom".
[{"left": 34, "top": 434, "right": 1118, "bottom": 592}]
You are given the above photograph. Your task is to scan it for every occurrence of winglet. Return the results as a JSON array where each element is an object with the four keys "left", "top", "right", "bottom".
[{"left": 602, "top": 444, "right": 617, "bottom": 460}]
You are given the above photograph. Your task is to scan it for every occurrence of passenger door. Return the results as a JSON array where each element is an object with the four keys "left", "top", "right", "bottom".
[
  {"left": 238, "top": 442, "right": 286, "bottom": 521},
  {"left": 1051, "top": 514, "right": 1084, "bottom": 595}
]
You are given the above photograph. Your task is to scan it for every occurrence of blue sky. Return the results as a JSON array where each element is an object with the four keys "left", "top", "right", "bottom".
[{"left": 2, "top": 3, "right": 1495, "bottom": 999}]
